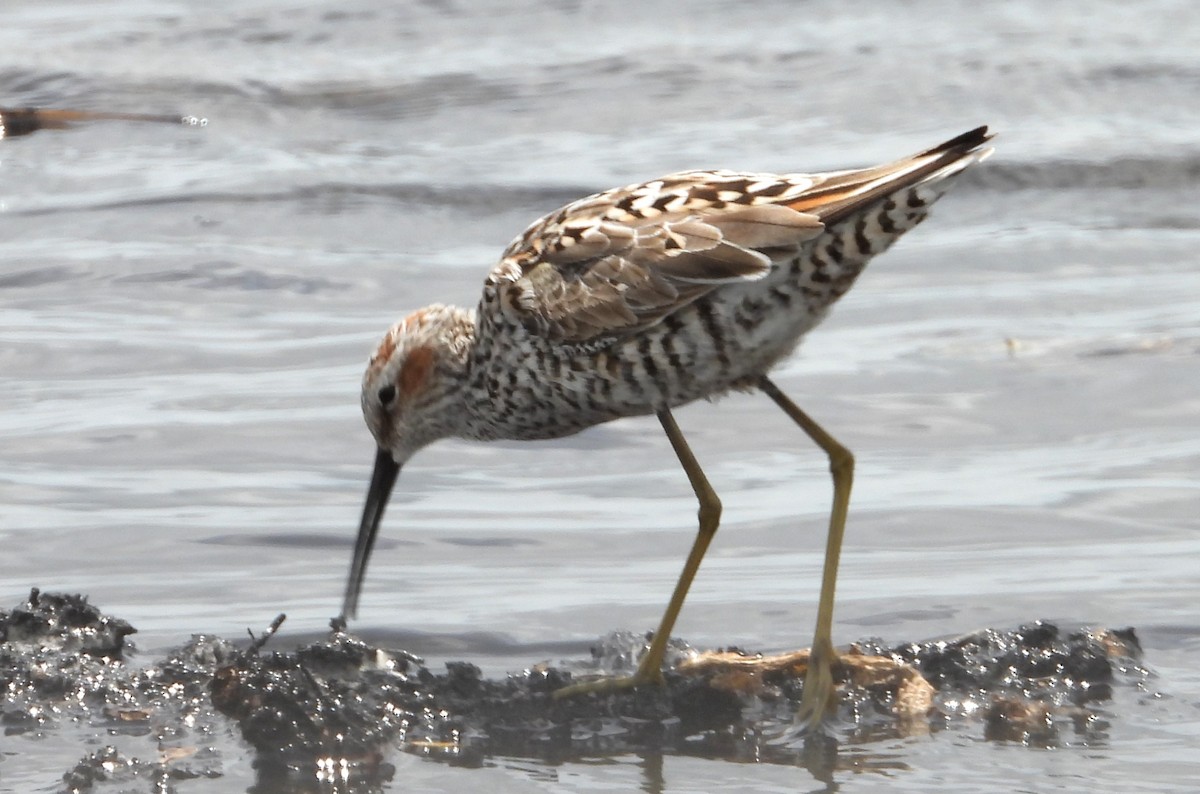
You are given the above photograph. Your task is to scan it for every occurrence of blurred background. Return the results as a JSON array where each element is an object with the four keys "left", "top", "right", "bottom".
[{"left": 2, "top": 1, "right": 1198, "bottom": 791}]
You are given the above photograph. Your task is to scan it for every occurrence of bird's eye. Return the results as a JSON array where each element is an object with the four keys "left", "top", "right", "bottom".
[{"left": 378, "top": 384, "right": 397, "bottom": 405}]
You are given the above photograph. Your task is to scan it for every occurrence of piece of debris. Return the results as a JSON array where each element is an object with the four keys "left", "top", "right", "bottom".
[{"left": 0, "top": 107, "right": 206, "bottom": 139}]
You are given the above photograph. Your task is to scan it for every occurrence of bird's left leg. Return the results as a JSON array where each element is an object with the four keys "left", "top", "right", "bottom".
[{"left": 554, "top": 407, "right": 720, "bottom": 698}]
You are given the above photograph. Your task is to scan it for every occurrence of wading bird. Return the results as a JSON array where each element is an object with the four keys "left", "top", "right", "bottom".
[{"left": 341, "top": 127, "right": 994, "bottom": 727}]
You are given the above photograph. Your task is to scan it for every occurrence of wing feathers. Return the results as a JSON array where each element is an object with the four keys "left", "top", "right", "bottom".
[
  {"left": 789, "top": 127, "right": 994, "bottom": 226},
  {"left": 491, "top": 126, "right": 993, "bottom": 345},
  {"left": 710, "top": 204, "right": 824, "bottom": 249}
]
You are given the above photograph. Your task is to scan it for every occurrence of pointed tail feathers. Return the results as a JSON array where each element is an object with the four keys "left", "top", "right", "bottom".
[{"left": 787, "top": 126, "right": 994, "bottom": 226}]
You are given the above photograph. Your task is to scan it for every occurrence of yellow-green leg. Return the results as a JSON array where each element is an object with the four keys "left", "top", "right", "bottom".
[
  {"left": 757, "top": 375, "right": 854, "bottom": 728},
  {"left": 554, "top": 407, "right": 721, "bottom": 699}
]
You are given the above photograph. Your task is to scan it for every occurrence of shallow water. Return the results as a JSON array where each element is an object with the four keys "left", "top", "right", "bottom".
[{"left": 3, "top": 1, "right": 1200, "bottom": 791}]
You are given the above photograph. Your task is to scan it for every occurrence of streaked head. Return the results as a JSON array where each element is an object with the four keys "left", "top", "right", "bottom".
[{"left": 341, "top": 303, "right": 475, "bottom": 620}]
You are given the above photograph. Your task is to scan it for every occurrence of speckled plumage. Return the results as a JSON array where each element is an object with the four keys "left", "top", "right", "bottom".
[
  {"left": 361, "top": 126, "right": 993, "bottom": 455},
  {"left": 345, "top": 127, "right": 994, "bottom": 724}
]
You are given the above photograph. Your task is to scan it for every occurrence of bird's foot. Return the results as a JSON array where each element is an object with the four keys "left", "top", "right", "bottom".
[
  {"left": 552, "top": 655, "right": 666, "bottom": 699},
  {"left": 794, "top": 641, "right": 838, "bottom": 731}
]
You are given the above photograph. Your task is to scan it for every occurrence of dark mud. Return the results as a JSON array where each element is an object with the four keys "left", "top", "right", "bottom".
[{"left": 1, "top": 590, "right": 1146, "bottom": 793}]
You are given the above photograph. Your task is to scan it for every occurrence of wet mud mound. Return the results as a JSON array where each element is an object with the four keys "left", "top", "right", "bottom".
[{"left": 1, "top": 590, "right": 1147, "bottom": 792}]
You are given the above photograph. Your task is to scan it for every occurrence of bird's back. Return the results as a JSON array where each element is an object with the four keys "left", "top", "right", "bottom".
[{"left": 464, "top": 128, "right": 994, "bottom": 441}]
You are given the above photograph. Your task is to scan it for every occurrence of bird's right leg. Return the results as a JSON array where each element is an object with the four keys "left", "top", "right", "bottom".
[
  {"left": 757, "top": 374, "right": 854, "bottom": 730},
  {"left": 554, "top": 407, "right": 721, "bottom": 698}
]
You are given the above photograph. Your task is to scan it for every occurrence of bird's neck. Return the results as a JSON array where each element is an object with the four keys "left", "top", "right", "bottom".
[{"left": 425, "top": 305, "right": 502, "bottom": 442}]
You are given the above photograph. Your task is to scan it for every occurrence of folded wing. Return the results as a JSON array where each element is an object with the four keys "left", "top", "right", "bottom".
[{"left": 487, "top": 126, "right": 993, "bottom": 345}]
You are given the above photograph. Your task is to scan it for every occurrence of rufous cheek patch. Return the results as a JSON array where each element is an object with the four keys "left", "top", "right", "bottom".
[{"left": 398, "top": 345, "right": 434, "bottom": 399}]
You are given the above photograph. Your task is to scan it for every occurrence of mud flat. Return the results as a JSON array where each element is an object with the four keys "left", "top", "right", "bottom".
[{"left": 1, "top": 589, "right": 1145, "bottom": 792}]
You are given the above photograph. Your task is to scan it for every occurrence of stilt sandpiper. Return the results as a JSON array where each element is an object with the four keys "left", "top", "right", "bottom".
[{"left": 340, "top": 126, "right": 994, "bottom": 728}]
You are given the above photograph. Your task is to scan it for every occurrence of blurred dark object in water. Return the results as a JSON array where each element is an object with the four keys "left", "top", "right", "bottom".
[{"left": 0, "top": 107, "right": 205, "bottom": 138}]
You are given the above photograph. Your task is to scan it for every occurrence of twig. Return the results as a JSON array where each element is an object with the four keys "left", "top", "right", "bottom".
[
  {"left": 0, "top": 107, "right": 207, "bottom": 139},
  {"left": 245, "top": 613, "right": 287, "bottom": 655}
]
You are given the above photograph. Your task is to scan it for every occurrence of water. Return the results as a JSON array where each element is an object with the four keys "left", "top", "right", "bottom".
[{"left": 3, "top": 0, "right": 1199, "bottom": 790}]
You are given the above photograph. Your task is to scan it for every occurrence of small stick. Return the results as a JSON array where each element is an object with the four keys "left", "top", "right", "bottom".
[
  {"left": 245, "top": 613, "right": 287, "bottom": 655},
  {"left": 0, "top": 107, "right": 207, "bottom": 138}
]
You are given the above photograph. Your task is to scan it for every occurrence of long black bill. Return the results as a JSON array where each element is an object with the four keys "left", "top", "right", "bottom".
[{"left": 341, "top": 447, "right": 401, "bottom": 621}]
